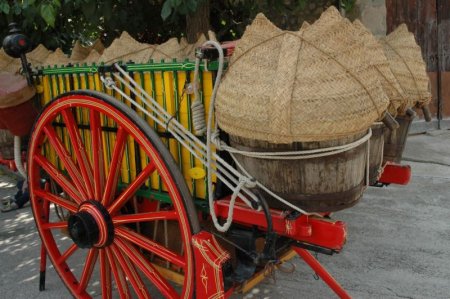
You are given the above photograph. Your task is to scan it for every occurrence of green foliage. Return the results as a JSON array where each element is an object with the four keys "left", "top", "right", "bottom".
[
  {"left": 161, "top": 0, "right": 204, "bottom": 20},
  {"left": 0, "top": 0, "right": 185, "bottom": 53},
  {"left": 0, "top": 0, "right": 353, "bottom": 55},
  {"left": 340, "top": 0, "right": 356, "bottom": 13}
]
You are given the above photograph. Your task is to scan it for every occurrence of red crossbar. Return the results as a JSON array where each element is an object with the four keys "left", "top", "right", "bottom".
[
  {"left": 378, "top": 162, "right": 411, "bottom": 185},
  {"left": 214, "top": 198, "right": 347, "bottom": 251},
  {"left": 293, "top": 247, "right": 351, "bottom": 299}
]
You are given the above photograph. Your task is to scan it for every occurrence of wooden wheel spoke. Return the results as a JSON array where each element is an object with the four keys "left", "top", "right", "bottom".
[
  {"left": 108, "top": 162, "right": 156, "bottom": 215},
  {"left": 99, "top": 249, "right": 112, "bottom": 299},
  {"left": 90, "top": 110, "right": 105, "bottom": 200},
  {"left": 57, "top": 244, "right": 78, "bottom": 265},
  {"left": 112, "top": 211, "right": 178, "bottom": 225},
  {"left": 34, "top": 154, "right": 83, "bottom": 204},
  {"left": 105, "top": 247, "right": 131, "bottom": 299},
  {"left": 62, "top": 109, "right": 95, "bottom": 199},
  {"left": 34, "top": 188, "right": 78, "bottom": 213},
  {"left": 42, "top": 221, "right": 68, "bottom": 230},
  {"left": 43, "top": 125, "right": 89, "bottom": 199},
  {"left": 77, "top": 249, "right": 99, "bottom": 292},
  {"left": 102, "top": 126, "right": 127, "bottom": 206},
  {"left": 115, "top": 237, "right": 180, "bottom": 298},
  {"left": 116, "top": 227, "right": 185, "bottom": 268},
  {"left": 110, "top": 244, "right": 151, "bottom": 299},
  {"left": 29, "top": 93, "right": 198, "bottom": 298}
]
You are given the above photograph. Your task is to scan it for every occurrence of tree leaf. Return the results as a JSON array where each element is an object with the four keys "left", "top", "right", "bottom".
[
  {"left": 13, "top": 2, "right": 21, "bottom": 15},
  {"left": 186, "top": 0, "right": 197, "bottom": 12},
  {"left": 40, "top": 3, "right": 56, "bottom": 27},
  {"left": 161, "top": 1, "right": 172, "bottom": 20},
  {"left": 0, "top": 2, "right": 10, "bottom": 15}
]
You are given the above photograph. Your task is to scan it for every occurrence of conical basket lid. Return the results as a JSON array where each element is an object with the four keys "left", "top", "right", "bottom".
[
  {"left": 99, "top": 31, "right": 153, "bottom": 64},
  {"left": 82, "top": 49, "right": 101, "bottom": 64},
  {"left": 216, "top": 7, "right": 389, "bottom": 143},
  {"left": 43, "top": 48, "right": 71, "bottom": 66},
  {"left": 0, "top": 48, "right": 20, "bottom": 73},
  {"left": 91, "top": 39, "right": 105, "bottom": 55},
  {"left": 353, "top": 19, "right": 406, "bottom": 117},
  {"left": 379, "top": 24, "right": 431, "bottom": 112},
  {"left": 152, "top": 38, "right": 183, "bottom": 62},
  {"left": 70, "top": 40, "right": 92, "bottom": 61},
  {"left": 70, "top": 40, "right": 104, "bottom": 61},
  {"left": 27, "top": 44, "right": 51, "bottom": 66}
]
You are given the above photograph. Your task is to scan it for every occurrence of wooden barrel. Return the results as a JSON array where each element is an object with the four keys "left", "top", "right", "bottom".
[
  {"left": 368, "top": 123, "right": 386, "bottom": 185},
  {"left": 383, "top": 114, "right": 413, "bottom": 163},
  {"left": 229, "top": 131, "right": 369, "bottom": 212}
]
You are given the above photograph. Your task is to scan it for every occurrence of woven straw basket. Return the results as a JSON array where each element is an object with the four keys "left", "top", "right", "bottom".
[
  {"left": 99, "top": 32, "right": 154, "bottom": 64},
  {"left": 216, "top": 7, "right": 389, "bottom": 143},
  {"left": 27, "top": 44, "right": 51, "bottom": 66},
  {"left": 0, "top": 48, "right": 20, "bottom": 73},
  {"left": 353, "top": 20, "right": 406, "bottom": 117},
  {"left": 70, "top": 39, "right": 104, "bottom": 61},
  {"left": 379, "top": 24, "right": 431, "bottom": 115}
]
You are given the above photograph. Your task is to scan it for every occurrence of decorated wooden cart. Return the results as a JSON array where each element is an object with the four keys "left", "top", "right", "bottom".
[{"left": 1, "top": 14, "right": 423, "bottom": 298}]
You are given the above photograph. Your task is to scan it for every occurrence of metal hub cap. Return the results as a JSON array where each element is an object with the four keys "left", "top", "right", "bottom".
[{"left": 68, "top": 200, "right": 114, "bottom": 248}]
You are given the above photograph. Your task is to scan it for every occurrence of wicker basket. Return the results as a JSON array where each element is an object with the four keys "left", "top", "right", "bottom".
[
  {"left": 99, "top": 31, "right": 155, "bottom": 64},
  {"left": 380, "top": 24, "right": 431, "bottom": 115},
  {"left": 216, "top": 7, "right": 389, "bottom": 143},
  {"left": 353, "top": 20, "right": 406, "bottom": 117}
]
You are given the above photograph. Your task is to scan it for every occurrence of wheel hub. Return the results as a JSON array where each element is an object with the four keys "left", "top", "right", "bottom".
[{"left": 68, "top": 200, "right": 114, "bottom": 248}]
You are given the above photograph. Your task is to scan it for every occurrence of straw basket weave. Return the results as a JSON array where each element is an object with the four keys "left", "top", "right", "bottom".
[
  {"left": 99, "top": 32, "right": 154, "bottom": 64},
  {"left": 43, "top": 48, "right": 71, "bottom": 66},
  {"left": 216, "top": 7, "right": 389, "bottom": 143},
  {"left": 27, "top": 44, "right": 51, "bottom": 66},
  {"left": 0, "top": 48, "right": 21, "bottom": 73},
  {"left": 353, "top": 20, "right": 406, "bottom": 117},
  {"left": 379, "top": 24, "right": 431, "bottom": 115},
  {"left": 70, "top": 40, "right": 93, "bottom": 61}
]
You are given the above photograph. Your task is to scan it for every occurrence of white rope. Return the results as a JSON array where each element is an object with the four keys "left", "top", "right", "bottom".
[
  {"left": 212, "top": 130, "right": 372, "bottom": 160},
  {"left": 100, "top": 75, "right": 256, "bottom": 207},
  {"left": 101, "top": 48, "right": 373, "bottom": 233}
]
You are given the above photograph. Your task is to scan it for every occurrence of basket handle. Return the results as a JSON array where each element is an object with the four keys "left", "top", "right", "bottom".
[
  {"left": 422, "top": 105, "right": 432, "bottom": 122},
  {"left": 382, "top": 112, "right": 399, "bottom": 131},
  {"left": 405, "top": 107, "right": 417, "bottom": 118}
]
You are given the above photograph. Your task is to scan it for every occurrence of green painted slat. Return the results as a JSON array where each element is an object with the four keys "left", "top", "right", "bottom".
[{"left": 39, "top": 61, "right": 224, "bottom": 75}]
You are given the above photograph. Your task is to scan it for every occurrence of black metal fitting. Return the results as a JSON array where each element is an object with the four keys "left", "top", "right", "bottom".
[{"left": 2, "top": 23, "right": 33, "bottom": 85}]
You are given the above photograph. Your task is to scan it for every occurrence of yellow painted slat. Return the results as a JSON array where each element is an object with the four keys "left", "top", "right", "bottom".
[{"left": 38, "top": 65, "right": 219, "bottom": 201}]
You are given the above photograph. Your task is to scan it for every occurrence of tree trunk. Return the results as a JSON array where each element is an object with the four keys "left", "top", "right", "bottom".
[{"left": 186, "top": 0, "right": 210, "bottom": 43}]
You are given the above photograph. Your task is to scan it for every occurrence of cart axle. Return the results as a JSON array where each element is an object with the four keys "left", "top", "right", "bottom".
[{"left": 68, "top": 200, "right": 114, "bottom": 248}]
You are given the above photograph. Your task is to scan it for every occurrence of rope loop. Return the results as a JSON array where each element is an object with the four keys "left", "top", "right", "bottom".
[{"left": 100, "top": 76, "right": 116, "bottom": 90}]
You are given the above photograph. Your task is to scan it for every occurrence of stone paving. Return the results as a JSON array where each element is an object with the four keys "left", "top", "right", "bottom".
[{"left": 1, "top": 131, "right": 449, "bottom": 298}]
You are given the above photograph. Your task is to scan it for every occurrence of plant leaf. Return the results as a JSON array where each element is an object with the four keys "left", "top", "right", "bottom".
[
  {"left": 0, "top": 2, "right": 10, "bottom": 14},
  {"left": 40, "top": 3, "right": 56, "bottom": 27},
  {"left": 161, "top": 0, "right": 172, "bottom": 20}
]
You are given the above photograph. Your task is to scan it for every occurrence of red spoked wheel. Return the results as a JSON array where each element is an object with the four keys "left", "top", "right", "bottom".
[{"left": 28, "top": 91, "right": 200, "bottom": 298}]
